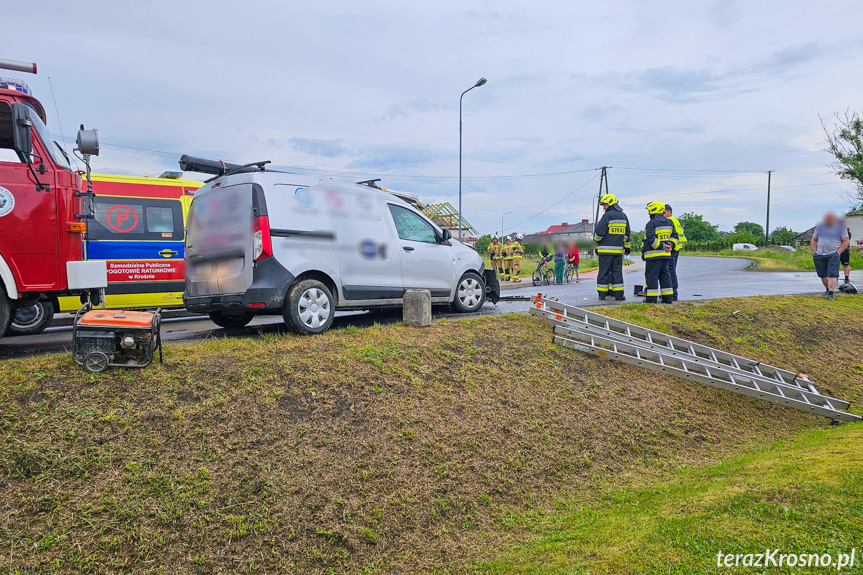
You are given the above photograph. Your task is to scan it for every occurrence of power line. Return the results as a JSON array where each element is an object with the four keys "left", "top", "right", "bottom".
[
  {"left": 53, "top": 134, "right": 848, "bottom": 190},
  {"left": 502, "top": 173, "right": 600, "bottom": 233}
]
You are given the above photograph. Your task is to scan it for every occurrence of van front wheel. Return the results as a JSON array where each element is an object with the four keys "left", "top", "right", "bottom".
[
  {"left": 452, "top": 272, "right": 486, "bottom": 313},
  {"left": 208, "top": 311, "right": 254, "bottom": 329},
  {"left": 283, "top": 280, "right": 335, "bottom": 335}
]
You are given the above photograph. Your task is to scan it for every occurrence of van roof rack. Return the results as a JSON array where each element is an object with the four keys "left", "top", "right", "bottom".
[
  {"left": 356, "top": 179, "right": 424, "bottom": 208},
  {"left": 179, "top": 155, "right": 270, "bottom": 182}
]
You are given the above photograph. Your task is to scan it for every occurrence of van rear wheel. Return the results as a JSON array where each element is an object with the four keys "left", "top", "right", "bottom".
[
  {"left": 208, "top": 311, "right": 254, "bottom": 329},
  {"left": 283, "top": 279, "right": 334, "bottom": 335},
  {"left": 452, "top": 272, "right": 486, "bottom": 313}
]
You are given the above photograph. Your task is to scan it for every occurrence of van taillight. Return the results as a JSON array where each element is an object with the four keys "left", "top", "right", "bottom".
[{"left": 253, "top": 216, "right": 272, "bottom": 262}]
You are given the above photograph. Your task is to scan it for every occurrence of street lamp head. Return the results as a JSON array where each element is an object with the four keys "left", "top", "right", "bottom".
[{"left": 475, "top": 77, "right": 487, "bottom": 87}]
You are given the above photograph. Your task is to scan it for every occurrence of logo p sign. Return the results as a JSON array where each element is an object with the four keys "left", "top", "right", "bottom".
[{"left": 106, "top": 205, "right": 139, "bottom": 233}]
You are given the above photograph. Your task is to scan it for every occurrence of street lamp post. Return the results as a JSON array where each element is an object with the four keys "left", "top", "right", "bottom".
[
  {"left": 459, "top": 77, "right": 487, "bottom": 242},
  {"left": 501, "top": 211, "right": 513, "bottom": 239}
]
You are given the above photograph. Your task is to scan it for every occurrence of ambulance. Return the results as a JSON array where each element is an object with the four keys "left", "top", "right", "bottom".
[{"left": 8, "top": 173, "right": 202, "bottom": 334}]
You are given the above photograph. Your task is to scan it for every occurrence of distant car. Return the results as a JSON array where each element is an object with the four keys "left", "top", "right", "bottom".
[
  {"left": 732, "top": 243, "right": 758, "bottom": 251},
  {"left": 777, "top": 245, "right": 796, "bottom": 252}
]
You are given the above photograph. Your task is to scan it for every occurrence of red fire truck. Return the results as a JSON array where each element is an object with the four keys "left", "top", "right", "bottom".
[{"left": 0, "top": 58, "right": 107, "bottom": 338}]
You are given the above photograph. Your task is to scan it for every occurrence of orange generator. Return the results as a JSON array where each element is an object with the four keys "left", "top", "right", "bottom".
[{"left": 72, "top": 305, "right": 162, "bottom": 372}]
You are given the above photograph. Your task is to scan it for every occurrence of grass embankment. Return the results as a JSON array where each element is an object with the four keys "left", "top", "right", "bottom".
[
  {"left": 1, "top": 296, "right": 862, "bottom": 573},
  {"left": 480, "top": 424, "right": 863, "bottom": 574},
  {"left": 685, "top": 247, "right": 863, "bottom": 271}
]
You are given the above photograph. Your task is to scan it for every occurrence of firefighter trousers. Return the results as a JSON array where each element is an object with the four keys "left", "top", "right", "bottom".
[
  {"left": 665, "top": 251, "right": 680, "bottom": 297},
  {"left": 596, "top": 254, "right": 624, "bottom": 299},
  {"left": 645, "top": 258, "right": 673, "bottom": 303},
  {"left": 502, "top": 258, "right": 512, "bottom": 279},
  {"left": 511, "top": 257, "right": 521, "bottom": 281}
]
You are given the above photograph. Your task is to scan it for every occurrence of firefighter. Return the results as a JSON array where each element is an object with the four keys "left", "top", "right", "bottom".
[
  {"left": 642, "top": 201, "right": 678, "bottom": 304},
  {"left": 501, "top": 236, "right": 514, "bottom": 280},
  {"left": 487, "top": 236, "right": 504, "bottom": 277},
  {"left": 664, "top": 204, "right": 687, "bottom": 301},
  {"left": 593, "top": 194, "right": 631, "bottom": 300},
  {"left": 510, "top": 233, "right": 525, "bottom": 282}
]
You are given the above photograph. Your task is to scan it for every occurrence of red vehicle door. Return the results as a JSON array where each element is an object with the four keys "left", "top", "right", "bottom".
[{"left": 0, "top": 101, "right": 59, "bottom": 292}]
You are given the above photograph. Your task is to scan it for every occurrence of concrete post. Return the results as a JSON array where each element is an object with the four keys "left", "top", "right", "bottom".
[{"left": 403, "top": 289, "right": 432, "bottom": 327}]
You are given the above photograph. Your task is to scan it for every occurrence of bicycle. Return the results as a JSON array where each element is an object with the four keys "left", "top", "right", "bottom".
[
  {"left": 564, "top": 262, "right": 579, "bottom": 284},
  {"left": 531, "top": 259, "right": 556, "bottom": 286}
]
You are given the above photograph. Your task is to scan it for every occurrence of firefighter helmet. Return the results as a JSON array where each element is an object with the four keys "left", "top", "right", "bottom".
[
  {"left": 599, "top": 194, "right": 617, "bottom": 206},
  {"left": 646, "top": 201, "right": 665, "bottom": 214},
  {"left": 515, "top": 233, "right": 524, "bottom": 241},
  {"left": 838, "top": 282, "right": 858, "bottom": 295}
]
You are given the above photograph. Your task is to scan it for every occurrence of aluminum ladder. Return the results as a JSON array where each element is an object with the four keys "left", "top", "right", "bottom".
[{"left": 529, "top": 294, "right": 860, "bottom": 423}]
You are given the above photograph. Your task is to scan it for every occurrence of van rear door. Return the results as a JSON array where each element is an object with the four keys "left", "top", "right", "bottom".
[{"left": 185, "top": 183, "right": 254, "bottom": 297}]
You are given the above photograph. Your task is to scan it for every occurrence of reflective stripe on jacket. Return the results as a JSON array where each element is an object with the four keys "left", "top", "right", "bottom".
[
  {"left": 667, "top": 216, "right": 687, "bottom": 251},
  {"left": 642, "top": 214, "right": 678, "bottom": 259},
  {"left": 593, "top": 204, "right": 631, "bottom": 254}
]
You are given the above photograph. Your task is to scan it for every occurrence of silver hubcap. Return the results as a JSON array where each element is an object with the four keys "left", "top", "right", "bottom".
[
  {"left": 458, "top": 278, "right": 482, "bottom": 309},
  {"left": 13, "top": 303, "right": 45, "bottom": 329},
  {"left": 298, "top": 288, "right": 331, "bottom": 328}
]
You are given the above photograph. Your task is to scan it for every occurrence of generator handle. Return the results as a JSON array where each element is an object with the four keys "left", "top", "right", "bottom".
[
  {"left": 155, "top": 308, "right": 163, "bottom": 364},
  {"left": 73, "top": 302, "right": 92, "bottom": 340}
]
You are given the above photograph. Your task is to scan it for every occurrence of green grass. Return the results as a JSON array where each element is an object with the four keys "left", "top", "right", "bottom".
[
  {"left": 477, "top": 424, "right": 863, "bottom": 574},
  {"left": 684, "top": 246, "right": 863, "bottom": 271},
  {"left": 1, "top": 296, "right": 862, "bottom": 573}
]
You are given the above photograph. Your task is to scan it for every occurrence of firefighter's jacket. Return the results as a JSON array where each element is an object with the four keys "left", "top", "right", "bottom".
[
  {"left": 593, "top": 204, "right": 631, "bottom": 255},
  {"left": 642, "top": 214, "right": 679, "bottom": 259}
]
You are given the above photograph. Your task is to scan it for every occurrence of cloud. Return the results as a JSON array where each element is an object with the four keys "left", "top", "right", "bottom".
[
  {"left": 384, "top": 99, "right": 448, "bottom": 120},
  {"left": 574, "top": 42, "right": 824, "bottom": 103},
  {"left": 7, "top": 0, "right": 860, "bottom": 237},
  {"left": 583, "top": 103, "right": 624, "bottom": 122},
  {"left": 275, "top": 138, "right": 353, "bottom": 158},
  {"left": 709, "top": 0, "right": 740, "bottom": 28}
]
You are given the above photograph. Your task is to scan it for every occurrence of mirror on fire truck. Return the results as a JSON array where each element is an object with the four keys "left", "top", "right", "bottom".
[{"left": 10, "top": 102, "right": 32, "bottom": 156}]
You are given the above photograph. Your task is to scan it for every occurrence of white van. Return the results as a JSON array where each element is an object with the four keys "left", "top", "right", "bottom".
[
  {"left": 183, "top": 171, "right": 486, "bottom": 334},
  {"left": 732, "top": 243, "right": 758, "bottom": 251}
]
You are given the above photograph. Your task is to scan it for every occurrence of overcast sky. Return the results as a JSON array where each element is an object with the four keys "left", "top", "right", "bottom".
[{"left": 5, "top": 0, "right": 862, "bottom": 235}]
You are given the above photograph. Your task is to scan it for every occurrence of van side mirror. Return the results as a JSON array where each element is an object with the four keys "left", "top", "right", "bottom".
[
  {"left": 441, "top": 229, "right": 452, "bottom": 242},
  {"left": 10, "top": 103, "right": 32, "bottom": 157}
]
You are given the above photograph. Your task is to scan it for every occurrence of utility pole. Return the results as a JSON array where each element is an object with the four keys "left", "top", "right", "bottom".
[
  {"left": 593, "top": 166, "right": 610, "bottom": 230},
  {"left": 765, "top": 170, "right": 773, "bottom": 247}
]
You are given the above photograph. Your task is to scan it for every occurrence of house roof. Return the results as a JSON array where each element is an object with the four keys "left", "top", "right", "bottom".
[
  {"left": 539, "top": 224, "right": 572, "bottom": 234},
  {"left": 793, "top": 225, "right": 816, "bottom": 241},
  {"left": 538, "top": 221, "right": 594, "bottom": 235},
  {"left": 560, "top": 221, "right": 594, "bottom": 234}
]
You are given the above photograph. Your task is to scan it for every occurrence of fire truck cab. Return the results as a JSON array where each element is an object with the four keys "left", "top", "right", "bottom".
[{"left": 0, "top": 59, "right": 106, "bottom": 338}]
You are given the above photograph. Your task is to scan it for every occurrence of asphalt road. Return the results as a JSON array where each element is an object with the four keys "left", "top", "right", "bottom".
[{"left": 1, "top": 256, "right": 855, "bottom": 359}]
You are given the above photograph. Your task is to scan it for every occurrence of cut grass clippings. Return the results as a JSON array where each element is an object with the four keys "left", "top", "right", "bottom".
[{"left": 1, "top": 295, "right": 861, "bottom": 573}]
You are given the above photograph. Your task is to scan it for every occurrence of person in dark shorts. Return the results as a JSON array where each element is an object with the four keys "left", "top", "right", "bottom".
[
  {"left": 840, "top": 227, "right": 852, "bottom": 284},
  {"left": 811, "top": 212, "right": 849, "bottom": 301}
]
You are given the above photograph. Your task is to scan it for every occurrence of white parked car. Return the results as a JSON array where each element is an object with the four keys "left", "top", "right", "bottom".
[
  {"left": 777, "top": 245, "right": 796, "bottom": 252},
  {"left": 732, "top": 243, "right": 758, "bottom": 251},
  {"left": 183, "top": 170, "right": 486, "bottom": 334}
]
